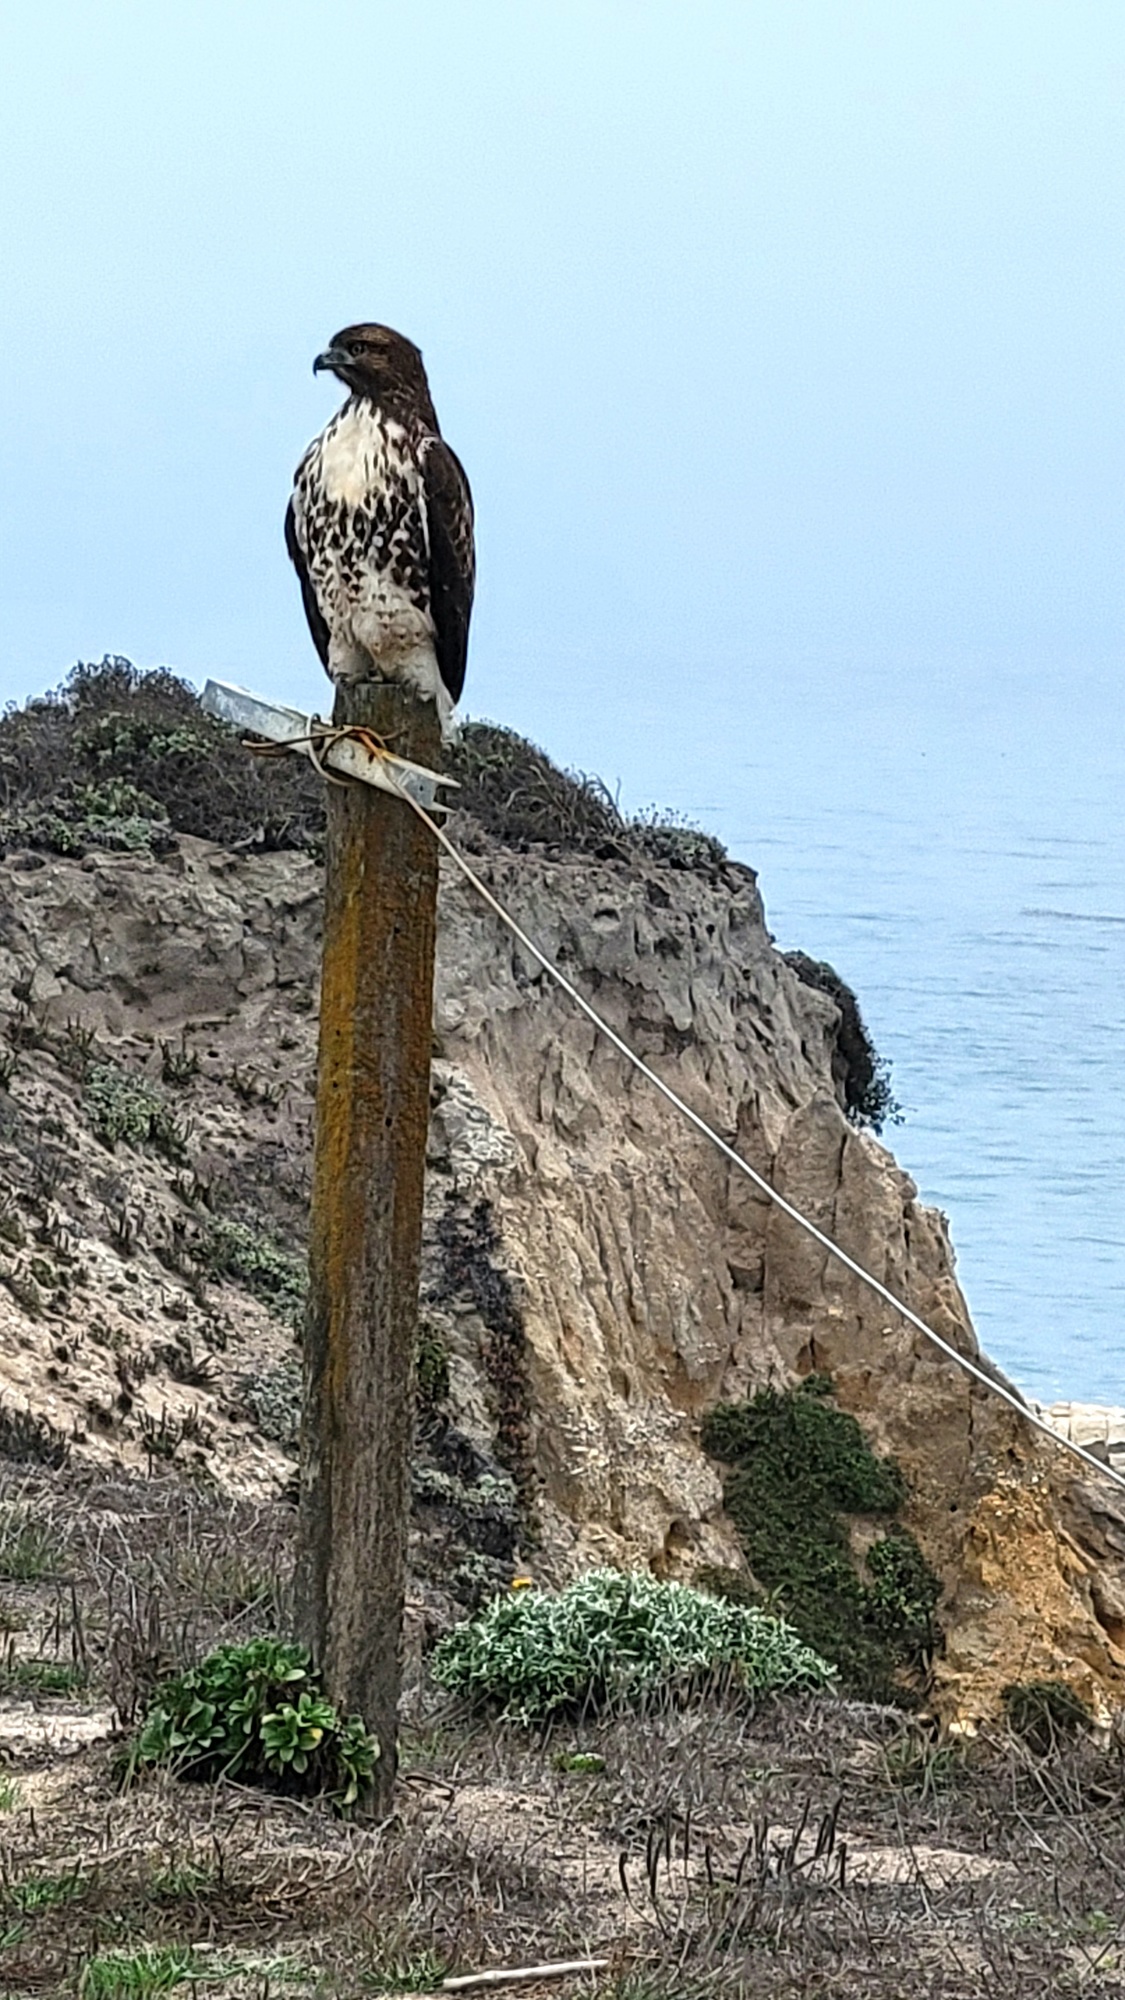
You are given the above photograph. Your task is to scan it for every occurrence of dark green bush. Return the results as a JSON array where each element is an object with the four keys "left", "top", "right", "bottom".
[
  {"left": 0, "top": 664, "right": 756, "bottom": 892},
  {"left": 783, "top": 952, "right": 900, "bottom": 1133},
  {"left": 415, "top": 1315, "right": 451, "bottom": 1411},
  {"left": 629, "top": 807, "right": 729, "bottom": 872},
  {"left": 447, "top": 721, "right": 734, "bottom": 873}
]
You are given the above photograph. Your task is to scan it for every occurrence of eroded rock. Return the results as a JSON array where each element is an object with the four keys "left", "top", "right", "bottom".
[{"left": 0, "top": 831, "right": 1119, "bottom": 1720}]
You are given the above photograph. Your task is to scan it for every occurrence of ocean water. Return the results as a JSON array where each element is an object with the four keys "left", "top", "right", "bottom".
[{"left": 605, "top": 652, "right": 1125, "bottom": 1408}]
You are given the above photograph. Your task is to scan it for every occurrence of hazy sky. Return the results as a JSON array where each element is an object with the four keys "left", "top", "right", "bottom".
[
  {"left": 3, "top": 4, "right": 1124, "bottom": 1384},
  {"left": 2, "top": 1, "right": 1121, "bottom": 781}
]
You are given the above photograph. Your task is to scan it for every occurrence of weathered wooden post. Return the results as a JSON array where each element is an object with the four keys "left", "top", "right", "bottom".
[{"left": 293, "top": 679, "right": 441, "bottom": 1811}]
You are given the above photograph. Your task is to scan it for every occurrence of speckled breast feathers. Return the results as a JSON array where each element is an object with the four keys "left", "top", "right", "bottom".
[{"left": 286, "top": 327, "right": 474, "bottom": 729}]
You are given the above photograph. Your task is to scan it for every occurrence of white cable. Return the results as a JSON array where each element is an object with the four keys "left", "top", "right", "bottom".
[{"left": 395, "top": 788, "right": 1125, "bottom": 1500}]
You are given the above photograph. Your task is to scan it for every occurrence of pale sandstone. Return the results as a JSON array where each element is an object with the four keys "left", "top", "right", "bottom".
[{"left": 0, "top": 833, "right": 1121, "bottom": 1720}]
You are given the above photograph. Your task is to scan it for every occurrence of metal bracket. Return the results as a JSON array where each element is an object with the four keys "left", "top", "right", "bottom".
[{"left": 200, "top": 679, "right": 459, "bottom": 812}]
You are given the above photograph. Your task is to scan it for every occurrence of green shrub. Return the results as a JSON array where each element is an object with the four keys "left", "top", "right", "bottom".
[
  {"left": 0, "top": 1508, "right": 64, "bottom": 1581},
  {"left": 0, "top": 663, "right": 750, "bottom": 894},
  {"left": 430, "top": 1567, "right": 833, "bottom": 1723},
  {"left": 204, "top": 1218, "right": 306, "bottom": 1325},
  {"left": 72, "top": 778, "right": 174, "bottom": 849},
  {"left": 85, "top": 1064, "right": 187, "bottom": 1163},
  {"left": 867, "top": 1526, "right": 942, "bottom": 1663},
  {"left": 0, "top": 791, "right": 176, "bottom": 861},
  {"left": 236, "top": 1360, "right": 302, "bottom": 1447},
  {"left": 128, "top": 1636, "right": 376, "bottom": 1810},
  {"left": 0, "top": 665, "right": 746, "bottom": 882},
  {"left": 553, "top": 1749, "right": 607, "bottom": 1774},
  {"left": 447, "top": 722, "right": 622, "bottom": 852},
  {"left": 630, "top": 807, "right": 728, "bottom": 872},
  {"left": 79, "top": 1945, "right": 205, "bottom": 1998},
  {"left": 0, "top": 1659, "right": 87, "bottom": 1696},
  {"left": 0, "top": 658, "right": 326, "bottom": 861},
  {"left": 447, "top": 723, "right": 733, "bottom": 873},
  {"left": 701, "top": 1378, "right": 940, "bottom": 1702},
  {"left": 1002, "top": 1679, "right": 1092, "bottom": 1753}
]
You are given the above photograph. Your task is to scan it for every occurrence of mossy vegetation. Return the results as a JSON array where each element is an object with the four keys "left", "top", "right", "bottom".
[{"left": 701, "top": 1376, "right": 940, "bottom": 1702}]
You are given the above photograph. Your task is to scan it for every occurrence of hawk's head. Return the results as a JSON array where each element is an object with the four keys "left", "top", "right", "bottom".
[{"left": 313, "top": 323, "right": 431, "bottom": 406}]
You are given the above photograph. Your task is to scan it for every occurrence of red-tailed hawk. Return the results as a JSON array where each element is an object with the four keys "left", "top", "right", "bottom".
[{"left": 285, "top": 323, "right": 475, "bottom": 734}]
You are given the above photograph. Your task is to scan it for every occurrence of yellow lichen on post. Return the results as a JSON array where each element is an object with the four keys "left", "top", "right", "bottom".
[{"left": 294, "top": 680, "right": 441, "bottom": 1814}]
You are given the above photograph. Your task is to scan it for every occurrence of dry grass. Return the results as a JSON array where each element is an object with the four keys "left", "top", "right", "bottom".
[
  {"left": 0, "top": 1454, "right": 1122, "bottom": 1996},
  {"left": 446, "top": 722, "right": 624, "bottom": 855}
]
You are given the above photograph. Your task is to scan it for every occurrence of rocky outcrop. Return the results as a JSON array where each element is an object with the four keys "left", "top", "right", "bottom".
[
  {"left": 0, "top": 830, "right": 1122, "bottom": 1723},
  {"left": 1039, "top": 1401, "right": 1125, "bottom": 1475}
]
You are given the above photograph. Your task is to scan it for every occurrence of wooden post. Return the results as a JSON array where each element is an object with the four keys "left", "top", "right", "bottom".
[{"left": 294, "top": 679, "right": 441, "bottom": 1813}]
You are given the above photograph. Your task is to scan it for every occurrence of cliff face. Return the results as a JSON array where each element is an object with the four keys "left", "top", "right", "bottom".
[{"left": 0, "top": 825, "right": 1122, "bottom": 1722}]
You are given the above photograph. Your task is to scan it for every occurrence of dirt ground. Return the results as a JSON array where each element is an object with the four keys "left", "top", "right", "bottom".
[{"left": 0, "top": 1460, "right": 1120, "bottom": 1998}]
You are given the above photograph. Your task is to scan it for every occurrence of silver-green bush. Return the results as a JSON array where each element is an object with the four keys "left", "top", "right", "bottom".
[{"left": 430, "top": 1567, "right": 834, "bottom": 1722}]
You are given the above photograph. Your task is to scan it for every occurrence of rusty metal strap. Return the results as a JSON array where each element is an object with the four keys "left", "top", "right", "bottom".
[{"left": 201, "top": 681, "right": 457, "bottom": 810}]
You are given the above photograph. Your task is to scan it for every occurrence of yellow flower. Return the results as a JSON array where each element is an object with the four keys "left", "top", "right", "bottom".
[{"left": 510, "top": 1575, "right": 534, "bottom": 1591}]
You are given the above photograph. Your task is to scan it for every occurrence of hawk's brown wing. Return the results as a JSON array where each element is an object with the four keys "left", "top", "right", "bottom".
[
  {"left": 423, "top": 438, "right": 475, "bottom": 705},
  {"left": 285, "top": 495, "right": 330, "bottom": 670}
]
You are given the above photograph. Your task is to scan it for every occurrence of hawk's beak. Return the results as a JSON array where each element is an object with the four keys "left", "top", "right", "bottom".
[{"left": 313, "top": 346, "right": 350, "bottom": 376}]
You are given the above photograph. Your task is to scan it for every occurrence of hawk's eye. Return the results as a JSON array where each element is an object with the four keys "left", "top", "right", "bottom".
[{"left": 349, "top": 341, "right": 370, "bottom": 357}]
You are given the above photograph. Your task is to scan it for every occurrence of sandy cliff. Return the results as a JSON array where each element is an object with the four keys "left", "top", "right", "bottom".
[{"left": 0, "top": 810, "right": 1121, "bottom": 1722}]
